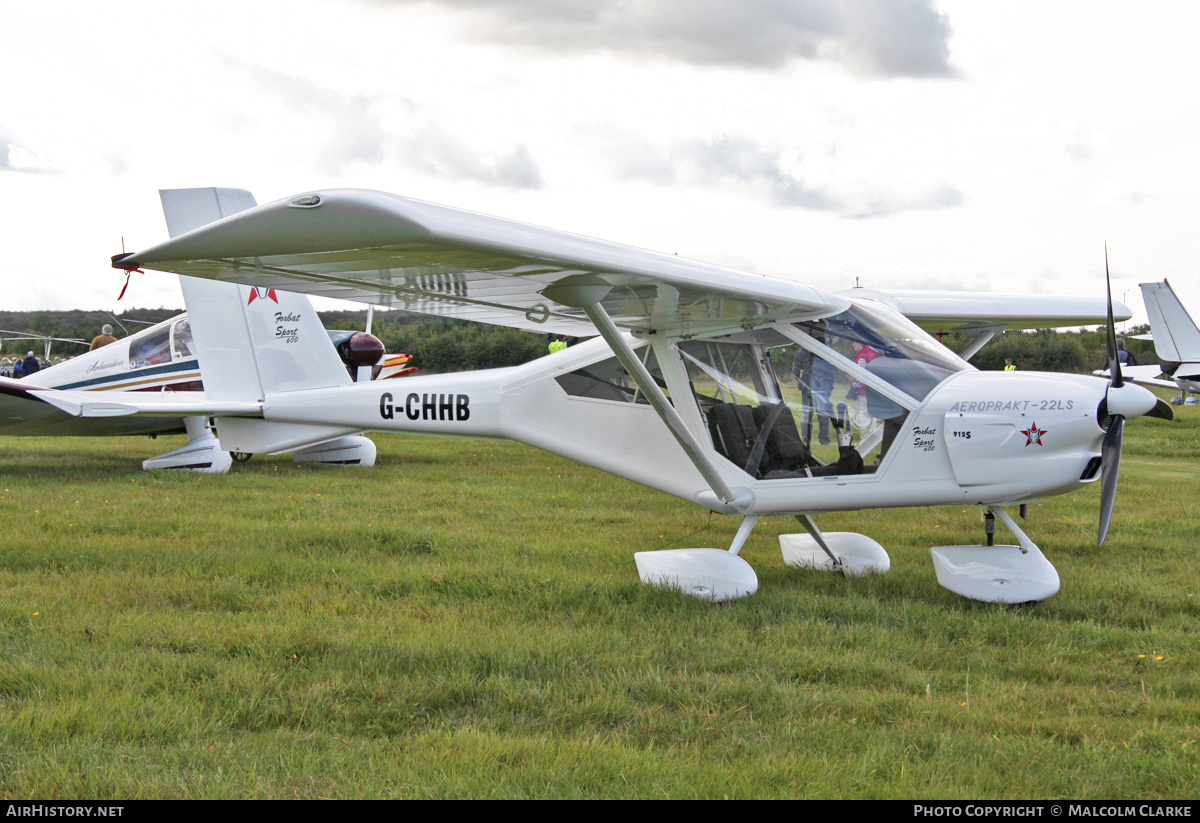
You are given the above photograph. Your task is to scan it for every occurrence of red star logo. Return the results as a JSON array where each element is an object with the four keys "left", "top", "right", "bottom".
[
  {"left": 1020, "top": 422, "right": 1047, "bottom": 446},
  {"left": 247, "top": 287, "right": 279, "bottom": 305}
]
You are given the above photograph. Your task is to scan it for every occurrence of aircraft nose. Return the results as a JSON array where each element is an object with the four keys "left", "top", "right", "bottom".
[{"left": 1106, "top": 380, "right": 1172, "bottom": 420}]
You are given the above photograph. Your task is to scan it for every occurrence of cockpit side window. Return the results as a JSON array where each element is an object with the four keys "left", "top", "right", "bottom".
[
  {"left": 554, "top": 344, "right": 672, "bottom": 405},
  {"left": 681, "top": 327, "right": 924, "bottom": 480},
  {"left": 171, "top": 318, "right": 195, "bottom": 360},
  {"left": 129, "top": 325, "right": 172, "bottom": 369}
]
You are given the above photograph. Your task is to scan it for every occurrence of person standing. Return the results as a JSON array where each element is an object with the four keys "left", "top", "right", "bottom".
[
  {"left": 21, "top": 351, "right": 40, "bottom": 377},
  {"left": 850, "top": 342, "right": 881, "bottom": 430},
  {"left": 90, "top": 324, "right": 118, "bottom": 351},
  {"left": 1116, "top": 338, "right": 1137, "bottom": 366}
]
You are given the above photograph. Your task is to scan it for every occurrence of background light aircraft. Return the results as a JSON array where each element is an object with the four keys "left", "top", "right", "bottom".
[
  {"left": 0, "top": 307, "right": 403, "bottom": 471},
  {"left": 1, "top": 189, "right": 413, "bottom": 472},
  {"left": 44, "top": 188, "right": 1167, "bottom": 604},
  {"left": 1133, "top": 280, "right": 1200, "bottom": 406}
]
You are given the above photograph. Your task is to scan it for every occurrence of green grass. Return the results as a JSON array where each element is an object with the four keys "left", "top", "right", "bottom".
[{"left": 1, "top": 404, "right": 1199, "bottom": 798}]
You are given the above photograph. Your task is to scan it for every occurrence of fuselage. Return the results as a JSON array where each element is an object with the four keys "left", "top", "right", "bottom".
[
  {"left": 2, "top": 315, "right": 200, "bottom": 436},
  {"left": 20, "top": 315, "right": 201, "bottom": 392},
  {"left": 1160, "top": 360, "right": 1200, "bottom": 393},
  {"left": 246, "top": 301, "right": 1120, "bottom": 518}
]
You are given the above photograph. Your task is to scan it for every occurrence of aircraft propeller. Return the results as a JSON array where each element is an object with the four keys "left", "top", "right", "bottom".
[{"left": 1097, "top": 249, "right": 1172, "bottom": 544}]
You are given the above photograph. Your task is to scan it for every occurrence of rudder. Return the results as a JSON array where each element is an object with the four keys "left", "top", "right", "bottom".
[
  {"left": 1140, "top": 280, "right": 1200, "bottom": 363},
  {"left": 160, "top": 188, "right": 352, "bottom": 402}
]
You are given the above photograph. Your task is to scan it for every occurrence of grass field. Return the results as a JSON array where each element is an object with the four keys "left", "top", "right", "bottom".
[{"left": 1, "top": 402, "right": 1198, "bottom": 799}]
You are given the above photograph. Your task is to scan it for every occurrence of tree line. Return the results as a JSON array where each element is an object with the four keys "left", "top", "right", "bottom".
[
  {"left": 1, "top": 306, "right": 1158, "bottom": 374},
  {"left": 318, "top": 310, "right": 552, "bottom": 371},
  {"left": 0, "top": 308, "right": 180, "bottom": 360},
  {"left": 938, "top": 324, "right": 1154, "bottom": 373}
]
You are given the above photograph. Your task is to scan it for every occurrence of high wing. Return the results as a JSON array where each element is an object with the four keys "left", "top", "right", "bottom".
[
  {"left": 845, "top": 287, "right": 1127, "bottom": 360},
  {"left": 120, "top": 189, "right": 847, "bottom": 337},
  {"left": 847, "top": 288, "right": 1130, "bottom": 336},
  {"left": 121, "top": 189, "right": 1123, "bottom": 342}
]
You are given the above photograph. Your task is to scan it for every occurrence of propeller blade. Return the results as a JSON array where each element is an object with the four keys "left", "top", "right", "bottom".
[
  {"left": 1147, "top": 396, "right": 1175, "bottom": 421},
  {"left": 1104, "top": 246, "right": 1124, "bottom": 389},
  {"left": 1097, "top": 414, "right": 1125, "bottom": 545}
]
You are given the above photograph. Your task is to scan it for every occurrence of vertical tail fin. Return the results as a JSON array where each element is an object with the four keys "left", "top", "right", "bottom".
[
  {"left": 160, "top": 188, "right": 259, "bottom": 238},
  {"left": 1140, "top": 280, "right": 1200, "bottom": 363},
  {"left": 160, "top": 188, "right": 352, "bottom": 402}
]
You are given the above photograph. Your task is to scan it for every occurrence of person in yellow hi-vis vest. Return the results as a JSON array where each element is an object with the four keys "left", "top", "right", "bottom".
[{"left": 1004, "top": 359, "right": 1016, "bottom": 371}]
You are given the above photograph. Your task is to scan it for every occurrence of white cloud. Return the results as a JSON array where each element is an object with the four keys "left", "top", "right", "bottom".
[
  {"left": 371, "top": 0, "right": 956, "bottom": 76},
  {"left": 396, "top": 126, "right": 544, "bottom": 189},
  {"left": 2, "top": 0, "right": 1200, "bottom": 322},
  {"left": 585, "top": 130, "right": 961, "bottom": 217},
  {"left": 0, "top": 138, "right": 51, "bottom": 173}
]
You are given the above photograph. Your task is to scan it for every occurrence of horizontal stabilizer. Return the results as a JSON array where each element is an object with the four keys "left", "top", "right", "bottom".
[
  {"left": 30, "top": 389, "right": 261, "bottom": 419},
  {"left": 1174, "top": 362, "right": 1200, "bottom": 380},
  {"left": 1095, "top": 364, "right": 1169, "bottom": 387}
]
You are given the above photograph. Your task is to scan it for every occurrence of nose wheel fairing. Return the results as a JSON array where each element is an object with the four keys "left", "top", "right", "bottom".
[
  {"left": 930, "top": 543, "right": 1060, "bottom": 603},
  {"left": 930, "top": 506, "right": 1060, "bottom": 603}
]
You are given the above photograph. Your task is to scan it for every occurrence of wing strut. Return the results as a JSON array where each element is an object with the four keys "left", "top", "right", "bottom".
[
  {"left": 582, "top": 302, "right": 743, "bottom": 506},
  {"left": 956, "top": 324, "right": 1007, "bottom": 362},
  {"left": 541, "top": 277, "right": 743, "bottom": 506}
]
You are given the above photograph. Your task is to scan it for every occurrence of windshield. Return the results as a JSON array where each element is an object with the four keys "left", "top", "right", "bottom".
[
  {"left": 677, "top": 301, "right": 973, "bottom": 480},
  {"left": 793, "top": 300, "right": 972, "bottom": 403}
]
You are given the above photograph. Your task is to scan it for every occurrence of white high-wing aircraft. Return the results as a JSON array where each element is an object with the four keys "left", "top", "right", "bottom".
[
  {"left": 0, "top": 189, "right": 409, "bottom": 471},
  {"left": 1134, "top": 280, "right": 1200, "bottom": 406},
  {"left": 40, "top": 189, "right": 1170, "bottom": 604}
]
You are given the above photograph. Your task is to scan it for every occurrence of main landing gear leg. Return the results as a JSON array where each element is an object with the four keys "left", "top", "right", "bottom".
[
  {"left": 142, "top": 416, "right": 232, "bottom": 474},
  {"left": 929, "top": 506, "right": 1060, "bottom": 603},
  {"left": 778, "top": 515, "right": 891, "bottom": 576},
  {"left": 634, "top": 514, "right": 760, "bottom": 603}
]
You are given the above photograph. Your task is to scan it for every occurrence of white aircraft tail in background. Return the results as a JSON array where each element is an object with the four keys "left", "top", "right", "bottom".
[
  {"left": 155, "top": 188, "right": 382, "bottom": 465},
  {"left": 1139, "top": 280, "right": 1200, "bottom": 405}
]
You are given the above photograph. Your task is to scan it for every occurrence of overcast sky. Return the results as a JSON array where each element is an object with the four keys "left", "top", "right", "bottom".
[{"left": 3, "top": 0, "right": 1197, "bottom": 328}]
